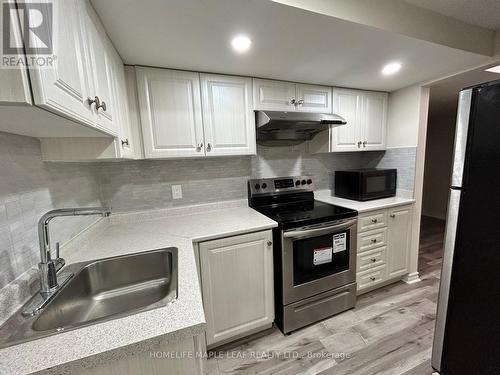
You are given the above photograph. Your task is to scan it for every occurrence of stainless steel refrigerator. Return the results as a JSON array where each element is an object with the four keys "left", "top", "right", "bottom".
[{"left": 432, "top": 80, "right": 500, "bottom": 374}]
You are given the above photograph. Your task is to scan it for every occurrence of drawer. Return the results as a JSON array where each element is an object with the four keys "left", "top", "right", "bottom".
[
  {"left": 357, "top": 246, "right": 387, "bottom": 272},
  {"left": 357, "top": 265, "right": 387, "bottom": 290},
  {"left": 358, "top": 210, "right": 387, "bottom": 232},
  {"left": 358, "top": 228, "right": 387, "bottom": 253}
]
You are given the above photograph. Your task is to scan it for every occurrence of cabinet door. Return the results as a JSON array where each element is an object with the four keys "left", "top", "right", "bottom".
[
  {"left": 330, "top": 89, "right": 362, "bottom": 151},
  {"left": 199, "top": 231, "right": 274, "bottom": 346},
  {"left": 136, "top": 68, "right": 205, "bottom": 158},
  {"left": 296, "top": 84, "right": 332, "bottom": 113},
  {"left": 360, "top": 92, "right": 387, "bottom": 151},
  {"left": 200, "top": 74, "right": 256, "bottom": 156},
  {"left": 29, "top": 0, "right": 95, "bottom": 128},
  {"left": 80, "top": 0, "right": 117, "bottom": 135},
  {"left": 387, "top": 205, "right": 412, "bottom": 278},
  {"left": 253, "top": 78, "right": 295, "bottom": 111}
]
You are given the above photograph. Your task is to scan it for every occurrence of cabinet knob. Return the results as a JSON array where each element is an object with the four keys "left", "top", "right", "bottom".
[
  {"left": 267, "top": 241, "right": 273, "bottom": 247},
  {"left": 87, "top": 96, "right": 100, "bottom": 108},
  {"left": 363, "top": 141, "right": 367, "bottom": 147},
  {"left": 121, "top": 139, "right": 129, "bottom": 147},
  {"left": 96, "top": 100, "right": 107, "bottom": 112},
  {"left": 297, "top": 99, "right": 304, "bottom": 105},
  {"left": 196, "top": 142, "right": 203, "bottom": 152},
  {"left": 206, "top": 143, "right": 212, "bottom": 152},
  {"left": 371, "top": 258, "right": 377, "bottom": 263},
  {"left": 390, "top": 214, "right": 396, "bottom": 218},
  {"left": 370, "top": 277, "right": 376, "bottom": 281},
  {"left": 371, "top": 238, "right": 377, "bottom": 243},
  {"left": 290, "top": 99, "right": 296, "bottom": 105},
  {"left": 357, "top": 141, "right": 362, "bottom": 148},
  {"left": 371, "top": 219, "right": 378, "bottom": 224}
]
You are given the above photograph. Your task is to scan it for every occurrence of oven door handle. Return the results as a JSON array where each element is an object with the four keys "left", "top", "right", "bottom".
[{"left": 283, "top": 219, "right": 357, "bottom": 240}]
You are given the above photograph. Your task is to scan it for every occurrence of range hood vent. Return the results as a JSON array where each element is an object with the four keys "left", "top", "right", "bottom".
[{"left": 255, "top": 110, "right": 346, "bottom": 145}]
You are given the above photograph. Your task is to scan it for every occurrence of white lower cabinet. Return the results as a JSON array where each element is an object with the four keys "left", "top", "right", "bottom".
[
  {"left": 356, "top": 204, "right": 413, "bottom": 293},
  {"left": 198, "top": 231, "right": 274, "bottom": 347}
]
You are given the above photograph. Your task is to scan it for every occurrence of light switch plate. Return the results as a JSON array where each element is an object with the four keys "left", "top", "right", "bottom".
[{"left": 172, "top": 185, "right": 182, "bottom": 199}]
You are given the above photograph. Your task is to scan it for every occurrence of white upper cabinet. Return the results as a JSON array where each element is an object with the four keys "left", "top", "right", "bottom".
[
  {"left": 29, "top": 0, "right": 94, "bottom": 128},
  {"left": 200, "top": 74, "right": 255, "bottom": 156},
  {"left": 253, "top": 79, "right": 296, "bottom": 111},
  {"left": 295, "top": 84, "right": 332, "bottom": 113},
  {"left": 79, "top": 0, "right": 117, "bottom": 135},
  {"left": 309, "top": 88, "right": 388, "bottom": 153},
  {"left": 361, "top": 91, "right": 387, "bottom": 151},
  {"left": 136, "top": 68, "right": 205, "bottom": 158}
]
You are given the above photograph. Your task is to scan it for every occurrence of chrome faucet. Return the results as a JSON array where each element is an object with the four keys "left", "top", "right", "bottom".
[{"left": 23, "top": 207, "right": 111, "bottom": 316}]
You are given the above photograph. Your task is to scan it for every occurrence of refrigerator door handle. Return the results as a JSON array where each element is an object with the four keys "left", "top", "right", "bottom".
[
  {"left": 431, "top": 188, "right": 462, "bottom": 371},
  {"left": 451, "top": 89, "right": 472, "bottom": 188}
]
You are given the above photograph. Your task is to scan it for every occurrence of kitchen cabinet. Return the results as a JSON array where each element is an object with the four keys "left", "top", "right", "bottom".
[
  {"left": 200, "top": 74, "right": 256, "bottom": 156},
  {"left": 308, "top": 89, "right": 387, "bottom": 153},
  {"left": 198, "top": 231, "right": 274, "bottom": 347},
  {"left": 137, "top": 68, "right": 256, "bottom": 158},
  {"left": 253, "top": 79, "right": 332, "bottom": 113},
  {"left": 356, "top": 204, "right": 412, "bottom": 293}
]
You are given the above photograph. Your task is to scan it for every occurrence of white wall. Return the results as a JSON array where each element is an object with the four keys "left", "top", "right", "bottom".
[{"left": 386, "top": 85, "right": 424, "bottom": 148}]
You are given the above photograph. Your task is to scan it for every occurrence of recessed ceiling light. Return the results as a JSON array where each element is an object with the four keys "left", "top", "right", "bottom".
[
  {"left": 485, "top": 65, "right": 500, "bottom": 73},
  {"left": 382, "top": 62, "right": 402, "bottom": 76},
  {"left": 231, "top": 34, "right": 252, "bottom": 54}
]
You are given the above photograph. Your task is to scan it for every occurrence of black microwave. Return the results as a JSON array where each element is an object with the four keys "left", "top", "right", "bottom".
[{"left": 334, "top": 169, "right": 397, "bottom": 201}]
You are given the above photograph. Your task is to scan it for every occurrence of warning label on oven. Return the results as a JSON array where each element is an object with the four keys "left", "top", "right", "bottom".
[
  {"left": 313, "top": 247, "right": 333, "bottom": 265},
  {"left": 333, "top": 233, "right": 347, "bottom": 253}
]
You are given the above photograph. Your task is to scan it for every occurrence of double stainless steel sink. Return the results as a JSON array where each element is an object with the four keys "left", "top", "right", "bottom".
[{"left": 0, "top": 248, "right": 178, "bottom": 348}]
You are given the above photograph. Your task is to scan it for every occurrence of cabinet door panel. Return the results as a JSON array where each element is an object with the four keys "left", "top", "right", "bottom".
[
  {"left": 253, "top": 79, "right": 295, "bottom": 111},
  {"left": 361, "top": 92, "right": 387, "bottom": 150},
  {"left": 136, "top": 68, "right": 204, "bottom": 158},
  {"left": 29, "top": 0, "right": 94, "bottom": 128},
  {"left": 296, "top": 84, "right": 332, "bottom": 113},
  {"left": 201, "top": 74, "right": 256, "bottom": 156},
  {"left": 387, "top": 205, "right": 412, "bottom": 278},
  {"left": 199, "top": 231, "right": 274, "bottom": 346},
  {"left": 80, "top": 0, "right": 117, "bottom": 135},
  {"left": 331, "top": 89, "right": 361, "bottom": 151}
]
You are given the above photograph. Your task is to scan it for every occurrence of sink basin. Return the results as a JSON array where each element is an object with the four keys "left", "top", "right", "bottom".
[{"left": 0, "top": 248, "right": 178, "bottom": 348}]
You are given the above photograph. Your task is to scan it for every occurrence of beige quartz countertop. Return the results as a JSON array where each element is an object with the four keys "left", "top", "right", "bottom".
[
  {"left": 315, "top": 190, "right": 416, "bottom": 213},
  {"left": 0, "top": 201, "right": 277, "bottom": 375}
]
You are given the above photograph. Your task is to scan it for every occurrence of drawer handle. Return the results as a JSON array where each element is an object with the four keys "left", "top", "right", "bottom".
[
  {"left": 370, "top": 258, "right": 377, "bottom": 263},
  {"left": 390, "top": 214, "right": 396, "bottom": 218},
  {"left": 371, "top": 238, "right": 377, "bottom": 243},
  {"left": 371, "top": 219, "right": 378, "bottom": 224},
  {"left": 370, "top": 277, "right": 376, "bottom": 281}
]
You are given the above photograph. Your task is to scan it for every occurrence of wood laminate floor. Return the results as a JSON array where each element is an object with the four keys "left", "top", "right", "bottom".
[{"left": 207, "top": 216, "right": 446, "bottom": 375}]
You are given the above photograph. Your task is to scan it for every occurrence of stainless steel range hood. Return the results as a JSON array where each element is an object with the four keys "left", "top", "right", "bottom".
[{"left": 255, "top": 110, "right": 347, "bottom": 145}]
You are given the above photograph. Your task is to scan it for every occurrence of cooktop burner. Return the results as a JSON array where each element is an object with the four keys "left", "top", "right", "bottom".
[{"left": 248, "top": 176, "right": 357, "bottom": 229}]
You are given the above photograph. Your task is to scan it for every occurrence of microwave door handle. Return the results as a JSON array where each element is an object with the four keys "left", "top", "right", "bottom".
[{"left": 283, "top": 219, "right": 357, "bottom": 240}]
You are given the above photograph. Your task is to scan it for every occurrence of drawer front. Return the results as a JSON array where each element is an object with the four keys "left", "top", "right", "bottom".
[
  {"left": 358, "top": 228, "right": 387, "bottom": 253},
  {"left": 359, "top": 210, "right": 387, "bottom": 232},
  {"left": 357, "top": 265, "right": 387, "bottom": 290},
  {"left": 357, "top": 246, "right": 387, "bottom": 272}
]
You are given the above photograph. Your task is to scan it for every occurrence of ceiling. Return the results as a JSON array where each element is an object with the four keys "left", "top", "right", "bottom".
[
  {"left": 91, "top": 0, "right": 490, "bottom": 92},
  {"left": 404, "top": 0, "right": 500, "bottom": 30},
  {"left": 429, "top": 62, "right": 500, "bottom": 117}
]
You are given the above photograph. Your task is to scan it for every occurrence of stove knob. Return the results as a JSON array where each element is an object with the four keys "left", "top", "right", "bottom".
[
  {"left": 262, "top": 183, "right": 267, "bottom": 189},
  {"left": 307, "top": 179, "right": 312, "bottom": 185},
  {"left": 295, "top": 180, "right": 301, "bottom": 186},
  {"left": 254, "top": 183, "right": 261, "bottom": 190},
  {"left": 301, "top": 179, "right": 306, "bottom": 185}
]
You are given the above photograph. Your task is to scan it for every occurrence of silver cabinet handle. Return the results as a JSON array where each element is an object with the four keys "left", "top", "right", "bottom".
[
  {"left": 206, "top": 143, "right": 212, "bottom": 152},
  {"left": 357, "top": 141, "right": 362, "bottom": 148},
  {"left": 371, "top": 218, "right": 378, "bottom": 224},
  {"left": 96, "top": 99, "right": 107, "bottom": 112},
  {"left": 371, "top": 238, "right": 377, "bottom": 243},
  {"left": 121, "top": 139, "right": 129, "bottom": 147},
  {"left": 196, "top": 142, "right": 203, "bottom": 152},
  {"left": 87, "top": 96, "right": 100, "bottom": 108},
  {"left": 390, "top": 214, "right": 396, "bottom": 218},
  {"left": 267, "top": 241, "right": 273, "bottom": 247},
  {"left": 363, "top": 141, "right": 367, "bottom": 147},
  {"left": 371, "top": 258, "right": 377, "bottom": 263},
  {"left": 290, "top": 99, "right": 296, "bottom": 105},
  {"left": 370, "top": 277, "right": 376, "bottom": 281},
  {"left": 297, "top": 99, "right": 304, "bottom": 105}
]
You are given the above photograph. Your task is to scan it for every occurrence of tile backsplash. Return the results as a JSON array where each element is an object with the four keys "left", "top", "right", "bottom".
[{"left": 0, "top": 130, "right": 416, "bottom": 291}]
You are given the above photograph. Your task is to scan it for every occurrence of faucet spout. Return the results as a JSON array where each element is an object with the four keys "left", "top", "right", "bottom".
[{"left": 38, "top": 207, "right": 111, "bottom": 295}]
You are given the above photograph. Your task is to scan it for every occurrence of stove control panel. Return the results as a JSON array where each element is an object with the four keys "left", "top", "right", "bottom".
[{"left": 248, "top": 176, "right": 315, "bottom": 195}]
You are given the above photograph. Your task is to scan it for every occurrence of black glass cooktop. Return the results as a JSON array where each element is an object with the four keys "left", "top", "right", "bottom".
[{"left": 254, "top": 200, "right": 357, "bottom": 229}]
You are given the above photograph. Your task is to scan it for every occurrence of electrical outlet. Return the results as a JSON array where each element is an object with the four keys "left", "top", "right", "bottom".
[{"left": 172, "top": 185, "right": 182, "bottom": 199}]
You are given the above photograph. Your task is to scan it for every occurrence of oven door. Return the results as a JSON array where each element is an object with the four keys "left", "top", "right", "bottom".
[{"left": 281, "top": 218, "right": 357, "bottom": 305}]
